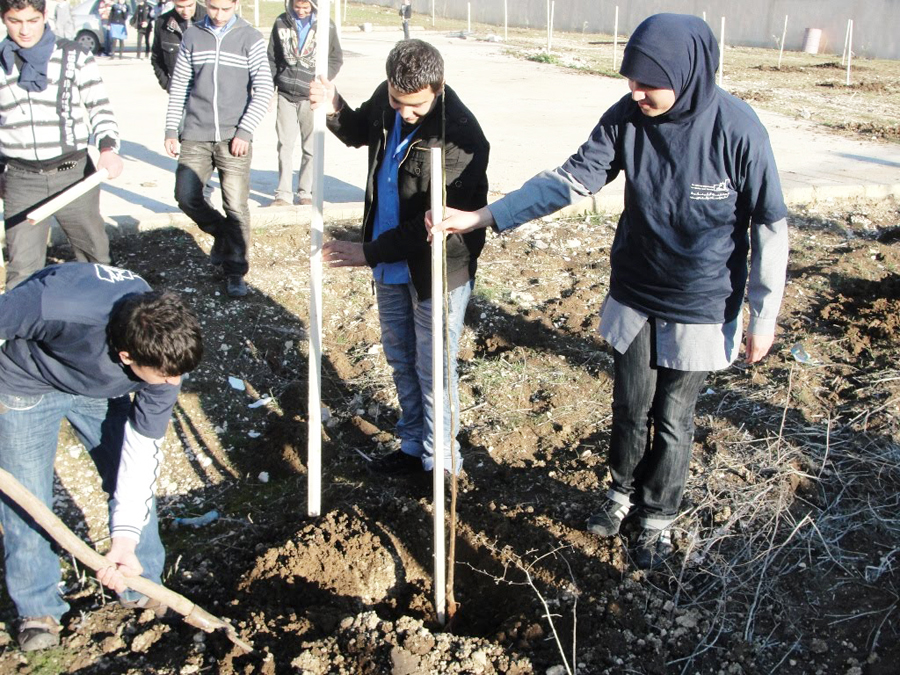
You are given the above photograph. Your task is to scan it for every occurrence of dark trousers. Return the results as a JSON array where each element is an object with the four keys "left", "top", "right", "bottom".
[
  {"left": 175, "top": 140, "right": 252, "bottom": 277},
  {"left": 608, "top": 321, "right": 708, "bottom": 527},
  {"left": 3, "top": 156, "right": 110, "bottom": 289}
]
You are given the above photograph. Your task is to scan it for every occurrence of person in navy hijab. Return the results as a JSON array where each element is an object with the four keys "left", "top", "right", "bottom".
[{"left": 429, "top": 13, "right": 788, "bottom": 570}]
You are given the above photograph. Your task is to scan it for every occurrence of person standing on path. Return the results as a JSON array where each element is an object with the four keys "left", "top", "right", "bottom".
[
  {"left": 430, "top": 14, "right": 789, "bottom": 569},
  {"left": 150, "top": 0, "right": 206, "bottom": 91},
  {"left": 0, "top": 0, "right": 124, "bottom": 290},
  {"left": 267, "top": 0, "right": 342, "bottom": 207},
  {"left": 107, "top": 0, "right": 129, "bottom": 58},
  {"left": 0, "top": 262, "right": 203, "bottom": 652},
  {"left": 399, "top": 0, "right": 411, "bottom": 40},
  {"left": 164, "top": 0, "right": 273, "bottom": 298},
  {"left": 133, "top": 0, "right": 154, "bottom": 58},
  {"left": 310, "top": 39, "right": 490, "bottom": 478}
]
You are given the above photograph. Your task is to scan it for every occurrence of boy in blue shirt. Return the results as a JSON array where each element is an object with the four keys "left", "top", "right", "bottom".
[{"left": 311, "top": 40, "right": 490, "bottom": 478}]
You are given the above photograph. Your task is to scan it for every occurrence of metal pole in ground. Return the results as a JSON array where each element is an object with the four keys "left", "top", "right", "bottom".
[
  {"left": 308, "top": 0, "right": 331, "bottom": 518},
  {"left": 429, "top": 146, "right": 446, "bottom": 625}
]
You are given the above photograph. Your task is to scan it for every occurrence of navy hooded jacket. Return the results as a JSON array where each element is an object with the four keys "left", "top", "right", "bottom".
[{"left": 561, "top": 14, "right": 787, "bottom": 324}]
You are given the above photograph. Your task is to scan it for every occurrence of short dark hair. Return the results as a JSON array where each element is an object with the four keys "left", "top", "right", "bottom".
[
  {"left": 385, "top": 39, "right": 444, "bottom": 94},
  {"left": 0, "top": 0, "right": 45, "bottom": 15},
  {"left": 108, "top": 290, "right": 203, "bottom": 376}
]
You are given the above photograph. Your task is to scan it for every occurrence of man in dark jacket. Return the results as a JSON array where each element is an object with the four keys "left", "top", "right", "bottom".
[
  {"left": 267, "top": 0, "right": 342, "bottom": 206},
  {"left": 433, "top": 14, "right": 788, "bottom": 570},
  {"left": 311, "top": 39, "right": 489, "bottom": 477},
  {"left": 150, "top": 0, "right": 206, "bottom": 91},
  {"left": 132, "top": 0, "right": 154, "bottom": 59}
]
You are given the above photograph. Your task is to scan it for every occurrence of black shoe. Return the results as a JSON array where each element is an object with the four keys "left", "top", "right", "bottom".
[
  {"left": 586, "top": 499, "right": 631, "bottom": 537},
  {"left": 226, "top": 275, "right": 248, "bottom": 298},
  {"left": 634, "top": 527, "right": 675, "bottom": 570},
  {"left": 369, "top": 449, "right": 423, "bottom": 475},
  {"left": 17, "top": 616, "right": 61, "bottom": 652}
]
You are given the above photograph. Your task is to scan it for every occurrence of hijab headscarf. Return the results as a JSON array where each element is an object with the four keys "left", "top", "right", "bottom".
[{"left": 619, "top": 14, "right": 719, "bottom": 123}]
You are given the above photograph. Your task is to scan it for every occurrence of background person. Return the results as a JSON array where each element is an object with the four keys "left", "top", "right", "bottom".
[
  {"left": 267, "top": 0, "right": 342, "bottom": 207},
  {"left": 0, "top": 0, "right": 124, "bottom": 290},
  {"left": 310, "top": 39, "right": 490, "bottom": 478},
  {"left": 164, "top": 0, "right": 273, "bottom": 298},
  {"left": 430, "top": 14, "right": 789, "bottom": 569}
]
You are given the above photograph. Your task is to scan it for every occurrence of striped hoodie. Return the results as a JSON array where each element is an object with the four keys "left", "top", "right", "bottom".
[
  {"left": 0, "top": 38, "right": 119, "bottom": 164},
  {"left": 165, "top": 16, "right": 273, "bottom": 143}
]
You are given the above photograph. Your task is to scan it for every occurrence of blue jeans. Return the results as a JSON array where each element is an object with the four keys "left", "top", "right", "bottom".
[
  {"left": 607, "top": 321, "right": 708, "bottom": 528},
  {"left": 375, "top": 279, "right": 473, "bottom": 473},
  {"left": 175, "top": 140, "right": 252, "bottom": 277},
  {"left": 0, "top": 391, "right": 164, "bottom": 621}
]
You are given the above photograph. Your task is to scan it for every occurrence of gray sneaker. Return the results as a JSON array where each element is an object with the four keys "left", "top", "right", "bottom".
[
  {"left": 17, "top": 616, "right": 61, "bottom": 652},
  {"left": 226, "top": 275, "right": 248, "bottom": 298},
  {"left": 634, "top": 527, "right": 675, "bottom": 570},
  {"left": 586, "top": 499, "right": 631, "bottom": 537}
]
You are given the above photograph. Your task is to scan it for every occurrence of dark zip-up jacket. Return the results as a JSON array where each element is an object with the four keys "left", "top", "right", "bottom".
[
  {"left": 268, "top": 10, "right": 342, "bottom": 102},
  {"left": 327, "top": 82, "right": 489, "bottom": 301},
  {"left": 150, "top": 3, "right": 208, "bottom": 91}
]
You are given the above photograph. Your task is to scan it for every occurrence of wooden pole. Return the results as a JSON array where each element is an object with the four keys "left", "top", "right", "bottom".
[
  {"left": 334, "top": 0, "right": 342, "bottom": 38},
  {"left": 432, "top": 0, "right": 435, "bottom": 27},
  {"left": 504, "top": 0, "right": 507, "bottom": 40},
  {"left": 27, "top": 169, "right": 108, "bottom": 225},
  {"left": 429, "top": 147, "right": 446, "bottom": 625},
  {"left": 467, "top": 2, "right": 470, "bottom": 33},
  {"left": 842, "top": 19, "right": 851, "bottom": 66},
  {"left": 848, "top": 21, "right": 855, "bottom": 76},
  {"left": 308, "top": 0, "right": 330, "bottom": 518},
  {"left": 253, "top": 0, "right": 259, "bottom": 27},
  {"left": 0, "top": 467, "right": 253, "bottom": 652},
  {"left": 718, "top": 16, "right": 725, "bottom": 87},
  {"left": 612, "top": 5, "right": 618, "bottom": 70},
  {"left": 550, "top": 1, "right": 555, "bottom": 51},
  {"left": 546, "top": 0, "right": 550, "bottom": 52},
  {"left": 778, "top": 15, "right": 788, "bottom": 69}
]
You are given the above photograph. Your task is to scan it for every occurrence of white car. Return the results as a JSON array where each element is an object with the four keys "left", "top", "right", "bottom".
[{"left": 69, "top": 0, "right": 137, "bottom": 54}]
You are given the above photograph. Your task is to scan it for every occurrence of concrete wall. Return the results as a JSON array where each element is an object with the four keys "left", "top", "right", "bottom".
[{"left": 363, "top": 0, "right": 900, "bottom": 60}]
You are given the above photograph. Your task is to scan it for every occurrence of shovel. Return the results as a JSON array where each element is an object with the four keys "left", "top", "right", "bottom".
[{"left": 0, "top": 467, "right": 252, "bottom": 652}]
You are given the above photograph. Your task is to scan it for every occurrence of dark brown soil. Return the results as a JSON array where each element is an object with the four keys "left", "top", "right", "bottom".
[{"left": 2, "top": 197, "right": 900, "bottom": 674}]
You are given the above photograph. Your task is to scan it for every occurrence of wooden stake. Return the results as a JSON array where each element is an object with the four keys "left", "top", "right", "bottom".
[
  {"left": 430, "top": 147, "right": 446, "bottom": 625},
  {"left": 550, "top": 1, "right": 555, "bottom": 50},
  {"left": 504, "top": 0, "right": 507, "bottom": 40},
  {"left": 432, "top": 0, "right": 435, "bottom": 27},
  {"left": 778, "top": 15, "right": 788, "bottom": 69},
  {"left": 27, "top": 169, "right": 108, "bottom": 225},
  {"left": 467, "top": 2, "right": 470, "bottom": 33},
  {"left": 546, "top": 0, "right": 550, "bottom": 52},
  {"left": 334, "top": 0, "right": 342, "bottom": 37},
  {"left": 612, "top": 5, "right": 618, "bottom": 70},
  {"left": 718, "top": 17, "right": 725, "bottom": 87},
  {"left": 846, "top": 20, "right": 853, "bottom": 86},
  {"left": 253, "top": 0, "right": 259, "bottom": 27},
  {"left": 308, "top": 0, "right": 331, "bottom": 518}
]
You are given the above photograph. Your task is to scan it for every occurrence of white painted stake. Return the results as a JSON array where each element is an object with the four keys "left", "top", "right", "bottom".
[
  {"left": 432, "top": 0, "right": 435, "bottom": 27},
  {"left": 504, "top": 0, "right": 507, "bottom": 40},
  {"left": 778, "top": 15, "right": 788, "bottom": 69},
  {"left": 702, "top": 11, "right": 706, "bottom": 22},
  {"left": 546, "top": 0, "right": 550, "bottom": 52},
  {"left": 27, "top": 169, "right": 108, "bottom": 225},
  {"left": 718, "top": 17, "right": 725, "bottom": 87},
  {"left": 253, "top": 0, "right": 259, "bottom": 27},
  {"left": 467, "top": 2, "right": 470, "bottom": 33},
  {"left": 334, "top": 0, "right": 342, "bottom": 37},
  {"left": 846, "top": 20, "right": 853, "bottom": 86},
  {"left": 429, "top": 146, "right": 446, "bottom": 625},
  {"left": 550, "top": 2, "right": 555, "bottom": 50},
  {"left": 612, "top": 5, "right": 618, "bottom": 70},
  {"left": 308, "top": 0, "right": 331, "bottom": 518}
]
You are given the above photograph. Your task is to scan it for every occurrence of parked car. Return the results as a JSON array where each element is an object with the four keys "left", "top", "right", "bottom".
[{"left": 70, "top": 0, "right": 137, "bottom": 54}]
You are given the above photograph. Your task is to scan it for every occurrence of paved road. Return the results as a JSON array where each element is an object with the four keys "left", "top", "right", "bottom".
[{"left": 95, "top": 28, "right": 900, "bottom": 230}]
